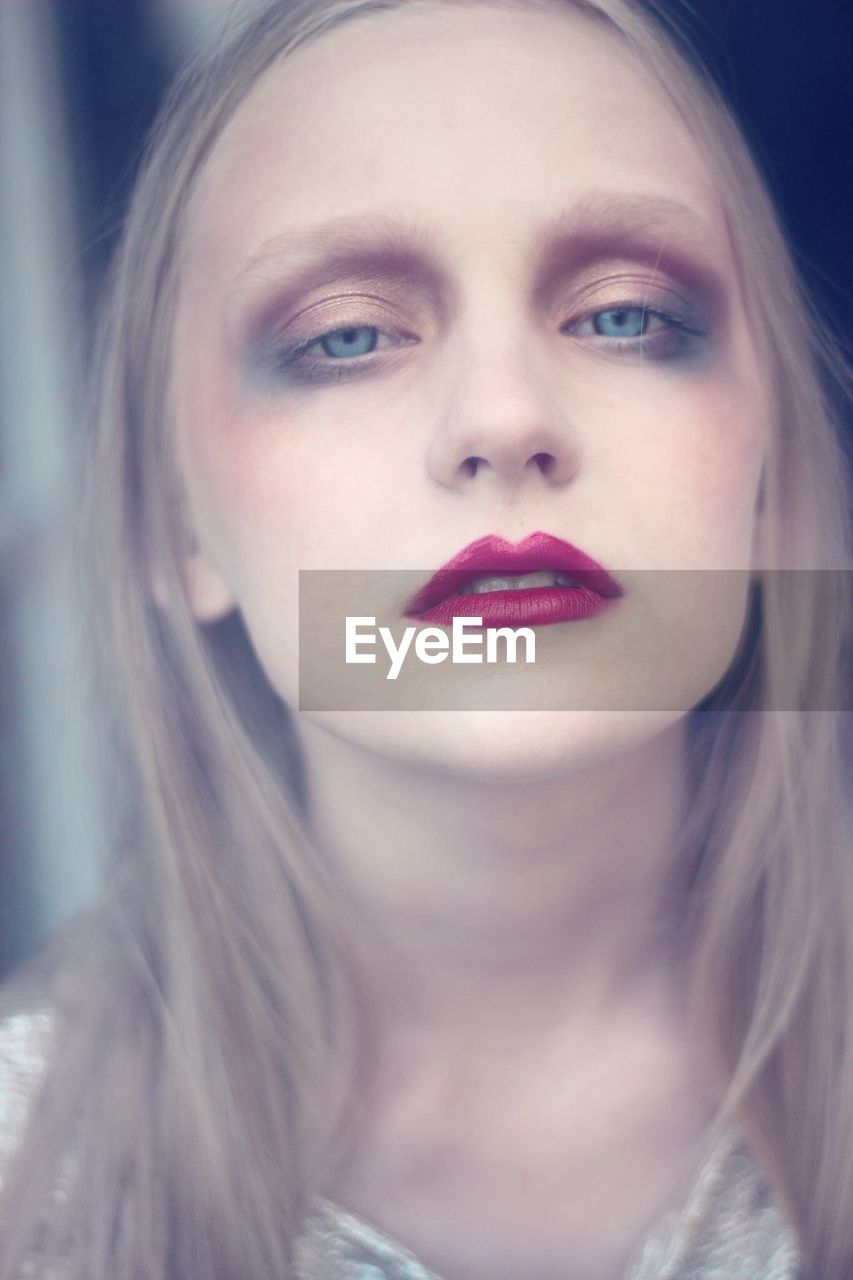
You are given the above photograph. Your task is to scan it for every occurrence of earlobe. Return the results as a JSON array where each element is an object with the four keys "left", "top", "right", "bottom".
[
  {"left": 150, "top": 547, "right": 237, "bottom": 623},
  {"left": 151, "top": 489, "right": 238, "bottom": 621},
  {"left": 181, "top": 546, "right": 238, "bottom": 622}
]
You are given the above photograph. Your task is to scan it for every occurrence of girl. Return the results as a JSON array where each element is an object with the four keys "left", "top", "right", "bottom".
[{"left": 1, "top": 1, "right": 850, "bottom": 1276}]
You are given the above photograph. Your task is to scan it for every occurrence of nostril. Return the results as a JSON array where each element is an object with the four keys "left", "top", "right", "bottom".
[
  {"left": 533, "top": 452, "right": 554, "bottom": 473},
  {"left": 464, "top": 456, "right": 482, "bottom": 476}
]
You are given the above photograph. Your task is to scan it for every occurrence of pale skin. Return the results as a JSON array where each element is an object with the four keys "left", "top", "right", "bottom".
[{"left": 162, "top": 4, "right": 771, "bottom": 1277}]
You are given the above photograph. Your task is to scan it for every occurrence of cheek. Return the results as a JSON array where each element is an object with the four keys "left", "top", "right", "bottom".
[
  {"left": 173, "top": 272, "right": 348, "bottom": 588},
  {"left": 200, "top": 415, "right": 384, "bottom": 575},
  {"left": 600, "top": 369, "right": 769, "bottom": 570},
  {"left": 184, "top": 374, "right": 419, "bottom": 581},
  {"left": 177, "top": 363, "right": 396, "bottom": 707},
  {"left": 599, "top": 370, "right": 768, "bottom": 705},
  {"left": 176, "top": 332, "right": 328, "bottom": 578},
  {"left": 181, "top": 411, "right": 311, "bottom": 702}
]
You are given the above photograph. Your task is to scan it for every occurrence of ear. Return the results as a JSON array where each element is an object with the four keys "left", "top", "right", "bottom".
[{"left": 150, "top": 541, "right": 237, "bottom": 624}]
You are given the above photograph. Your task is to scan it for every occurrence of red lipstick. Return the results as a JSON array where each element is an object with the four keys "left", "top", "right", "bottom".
[{"left": 403, "top": 531, "right": 623, "bottom": 628}]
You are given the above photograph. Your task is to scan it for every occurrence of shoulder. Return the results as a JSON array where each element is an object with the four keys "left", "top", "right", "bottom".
[{"left": 0, "top": 1008, "right": 55, "bottom": 1189}]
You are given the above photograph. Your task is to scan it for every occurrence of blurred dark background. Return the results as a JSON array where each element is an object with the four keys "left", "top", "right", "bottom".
[{"left": 1, "top": 0, "right": 850, "bottom": 979}]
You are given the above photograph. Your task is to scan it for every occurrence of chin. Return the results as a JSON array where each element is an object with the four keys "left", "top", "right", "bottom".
[{"left": 302, "top": 706, "right": 685, "bottom": 784}]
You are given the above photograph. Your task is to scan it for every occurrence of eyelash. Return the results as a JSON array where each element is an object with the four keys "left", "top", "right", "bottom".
[{"left": 267, "top": 303, "right": 709, "bottom": 386}]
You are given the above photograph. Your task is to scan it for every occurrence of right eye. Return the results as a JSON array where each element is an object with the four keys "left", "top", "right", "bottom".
[
  {"left": 304, "top": 325, "right": 382, "bottom": 359},
  {"left": 269, "top": 323, "right": 417, "bottom": 385}
]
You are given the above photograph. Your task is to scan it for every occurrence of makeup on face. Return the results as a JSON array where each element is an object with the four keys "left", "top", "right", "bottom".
[
  {"left": 226, "top": 191, "right": 730, "bottom": 395},
  {"left": 168, "top": 0, "right": 769, "bottom": 788}
]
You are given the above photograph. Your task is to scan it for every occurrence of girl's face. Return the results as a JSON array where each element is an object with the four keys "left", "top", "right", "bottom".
[{"left": 169, "top": 2, "right": 769, "bottom": 780}]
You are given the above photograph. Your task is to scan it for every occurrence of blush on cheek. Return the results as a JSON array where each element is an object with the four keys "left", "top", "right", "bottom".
[
  {"left": 601, "top": 371, "right": 768, "bottom": 571},
  {"left": 186, "top": 396, "right": 348, "bottom": 582},
  {"left": 665, "top": 381, "right": 768, "bottom": 571},
  {"left": 682, "top": 378, "right": 768, "bottom": 510},
  {"left": 175, "top": 319, "right": 297, "bottom": 539}
]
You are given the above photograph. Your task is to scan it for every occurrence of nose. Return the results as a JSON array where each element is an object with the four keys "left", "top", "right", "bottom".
[{"left": 424, "top": 314, "right": 581, "bottom": 493}]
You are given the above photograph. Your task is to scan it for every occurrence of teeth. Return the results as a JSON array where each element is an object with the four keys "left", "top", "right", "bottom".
[{"left": 459, "top": 570, "right": 584, "bottom": 595}]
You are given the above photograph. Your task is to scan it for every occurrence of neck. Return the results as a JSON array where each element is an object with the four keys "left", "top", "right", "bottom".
[{"left": 296, "top": 717, "right": 693, "bottom": 1052}]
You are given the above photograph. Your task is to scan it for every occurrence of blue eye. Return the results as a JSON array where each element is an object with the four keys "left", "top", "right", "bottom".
[
  {"left": 315, "top": 325, "right": 380, "bottom": 359},
  {"left": 258, "top": 300, "right": 709, "bottom": 388},
  {"left": 266, "top": 323, "right": 405, "bottom": 385},
  {"left": 593, "top": 307, "right": 649, "bottom": 338},
  {"left": 571, "top": 304, "right": 708, "bottom": 358}
]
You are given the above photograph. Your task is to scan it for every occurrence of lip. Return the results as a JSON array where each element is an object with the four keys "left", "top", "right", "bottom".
[{"left": 403, "top": 531, "right": 623, "bottom": 625}]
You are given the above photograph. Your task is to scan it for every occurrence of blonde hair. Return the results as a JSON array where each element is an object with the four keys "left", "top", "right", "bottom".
[{"left": 1, "top": 0, "right": 851, "bottom": 1276}]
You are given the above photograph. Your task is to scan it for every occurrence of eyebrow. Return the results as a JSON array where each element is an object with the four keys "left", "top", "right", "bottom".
[{"left": 227, "top": 190, "right": 731, "bottom": 332}]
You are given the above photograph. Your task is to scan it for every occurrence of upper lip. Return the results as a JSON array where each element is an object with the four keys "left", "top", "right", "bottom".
[{"left": 404, "top": 531, "right": 623, "bottom": 614}]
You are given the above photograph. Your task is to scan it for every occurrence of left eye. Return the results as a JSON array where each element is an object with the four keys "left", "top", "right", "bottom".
[
  {"left": 571, "top": 302, "right": 671, "bottom": 337},
  {"left": 584, "top": 306, "right": 661, "bottom": 338},
  {"left": 567, "top": 304, "right": 708, "bottom": 357}
]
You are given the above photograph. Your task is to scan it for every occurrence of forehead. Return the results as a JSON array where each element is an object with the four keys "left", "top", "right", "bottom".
[{"left": 181, "top": 2, "right": 731, "bottom": 304}]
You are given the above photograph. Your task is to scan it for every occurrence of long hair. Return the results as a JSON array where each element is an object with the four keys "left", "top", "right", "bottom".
[{"left": 1, "top": 0, "right": 850, "bottom": 1276}]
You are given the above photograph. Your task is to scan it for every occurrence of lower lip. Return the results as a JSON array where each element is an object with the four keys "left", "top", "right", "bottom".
[{"left": 406, "top": 585, "right": 617, "bottom": 627}]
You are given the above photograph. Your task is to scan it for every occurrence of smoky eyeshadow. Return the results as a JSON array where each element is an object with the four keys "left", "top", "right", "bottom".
[{"left": 232, "top": 226, "right": 731, "bottom": 389}]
